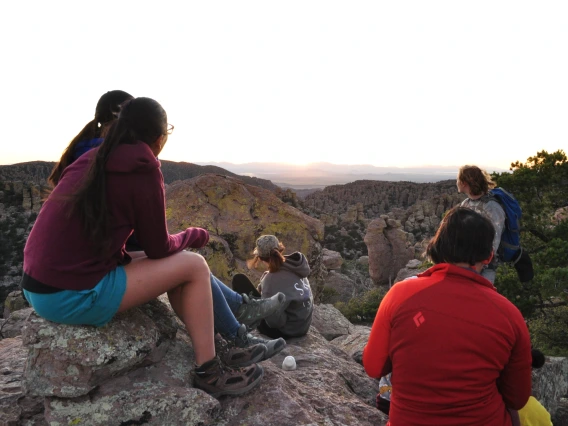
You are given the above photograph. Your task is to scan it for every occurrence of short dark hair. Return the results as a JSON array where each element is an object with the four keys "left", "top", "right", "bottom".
[
  {"left": 427, "top": 207, "right": 494, "bottom": 265},
  {"left": 457, "top": 165, "right": 496, "bottom": 196}
]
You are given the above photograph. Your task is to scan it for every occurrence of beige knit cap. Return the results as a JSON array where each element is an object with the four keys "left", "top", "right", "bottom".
[{"left": 254, "top": 235, "right": 280, "bottom": 258}]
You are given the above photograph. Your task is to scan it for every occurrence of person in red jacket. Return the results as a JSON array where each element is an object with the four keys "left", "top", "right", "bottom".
[
  {"left": 363, "top": 206, "right": 532, "bottom": 426},
  {"left": 22, "top": 97, "right": 263, "bottom": 398}
]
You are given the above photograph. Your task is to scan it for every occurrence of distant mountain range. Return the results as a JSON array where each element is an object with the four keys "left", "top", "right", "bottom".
[
  {"left": 0, "top": 160, "right": 508, "bottom": 191},
  {"left": 194, "top": 161, "right": 507, "bottom": 188},
  {"left": 0, "top": 161, "right": 279, "bottom": 192}
]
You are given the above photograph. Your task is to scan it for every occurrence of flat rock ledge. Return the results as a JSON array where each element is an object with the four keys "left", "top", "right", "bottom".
[{"left": 1, "top": 300, "right": 388, "bottom": 425}]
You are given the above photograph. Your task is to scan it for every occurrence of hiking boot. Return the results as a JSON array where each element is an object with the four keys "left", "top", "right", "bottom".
[
  {"left": 245, "top": 333, "right": 286, "bottom": 361},
  {"left": 194, "top": 356, "right": 263, "bottom": 398},
  {"left": 215, "top": 331, "right": 267, "bottom": 368},
  {"left": 235, "top": 292, "right": 286, "bottom": 328}
]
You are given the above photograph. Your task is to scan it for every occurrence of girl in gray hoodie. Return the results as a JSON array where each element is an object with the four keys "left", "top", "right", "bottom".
[{"left": 245, "top": 235, "right": 314, "bottom": 339}]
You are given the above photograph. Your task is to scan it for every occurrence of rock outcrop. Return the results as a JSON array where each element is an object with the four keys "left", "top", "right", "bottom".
[
  {"left": 321, "top": 271, "right": 357, "bottom": 304},
  {"left": 322, "top": 248, "right": 344, "bottom": 270},
  {"left": 394, "top": 259, "right": 429, "bottom": 283},
  {"left": 311, "top": 303, "right": 354, "bottom": 341},
  {"left": 303, "top": 179, "right": 460, "bottom": 222},
  {"left": 166, "top": 174, "right": 325, "bottom": 291},
  {"left": 1, "top": 300, "right": 388, "bottom": 426},
  {"left": 364, "top": 216, "right": 415, "bottom": 285}
]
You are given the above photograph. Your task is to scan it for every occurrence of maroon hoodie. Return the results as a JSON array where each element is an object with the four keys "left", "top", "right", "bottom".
[{"left": 23, "top": 142, "right": 209, "bottom": 291}]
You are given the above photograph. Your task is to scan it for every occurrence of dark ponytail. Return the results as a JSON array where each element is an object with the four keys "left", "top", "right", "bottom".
[
  {"left": 70, "top": 97, "right": 167, "bottom": 256},
  {"left": 48, "top": 90, "right": 133, "bottom": 187}
]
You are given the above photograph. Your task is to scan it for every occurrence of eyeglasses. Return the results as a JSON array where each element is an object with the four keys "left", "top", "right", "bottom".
[{"left": 166, "top": 123, "right": 174, "bottom": 135}]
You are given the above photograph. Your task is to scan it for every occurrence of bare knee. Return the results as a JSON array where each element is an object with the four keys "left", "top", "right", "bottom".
[{"left": 177, "top": 251, "right": 210, "bottom": 282}]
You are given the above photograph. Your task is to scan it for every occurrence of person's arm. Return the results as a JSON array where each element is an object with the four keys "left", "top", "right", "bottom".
[
  {"left": 132, "top": 169, "right": 209, "bottom": 258},
  {"left": 497, "top": 311, "right": 532, "bottom": 410},
  {"left": 362, "top": 289, "right": 396, "bottom": 378}
]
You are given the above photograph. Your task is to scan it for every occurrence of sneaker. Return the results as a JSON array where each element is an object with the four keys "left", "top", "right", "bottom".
[
  {"left": 235, "top": 292, "right": 287, "bottom": 328},
  {"left": 215, "top": 332, "right": 267, "bottom": 368},
  {"left": 194, "top": 356, "right": 263, "bottom": 398},
  {"left": 245, "top": 333, "right": 286, "bottom": 361}
]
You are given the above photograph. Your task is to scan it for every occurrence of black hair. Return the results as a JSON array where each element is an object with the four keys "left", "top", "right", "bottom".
[
  {"left": 48, "top": 90, "right": 133, "bottom": 187},
  {"left": 70, "top": 97, "right": 167, "bottom": 256},
  {"left": 427, "top": 207, "right": 494, "bottom": 265}
]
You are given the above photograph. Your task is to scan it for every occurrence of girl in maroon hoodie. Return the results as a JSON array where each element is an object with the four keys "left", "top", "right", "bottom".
[{"left": 22, "top": 97, "right": 263, "bottom": 397}]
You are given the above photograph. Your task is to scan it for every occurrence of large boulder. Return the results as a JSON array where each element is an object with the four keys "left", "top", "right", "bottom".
[
  {"left": 165, "top": 174, "right": 325, "bottom": 285},
  {"left": 22, "top": 299, "right": 177, "bottom": 398},
  {"left": 331, "top": 325, "right": 371, "bottom": 365},
  {"left": 8, "top": 297, "right": 388, "bottom": 425},
  {"left": 364, "top": 216, "right": 414, "bottom": 285},
  {"left": 322, "top": 248, "right": 344, "bottom": 270},
  {"left": 311, "top": 303, "right": 354, "bottom": 341},
  {"left": 43, "top": 337, "right": 220, "bottom": 426},
  {"left": 321, "top": 271, "right": 356, "bottom": 304}
]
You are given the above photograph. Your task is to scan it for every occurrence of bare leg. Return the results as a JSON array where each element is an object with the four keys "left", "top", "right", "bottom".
[{"left": 121, "top": 251, "right": 214, "bottom": 365}]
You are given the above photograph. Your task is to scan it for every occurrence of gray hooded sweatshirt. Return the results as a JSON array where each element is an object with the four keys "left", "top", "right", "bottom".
[{"left": 259, "top": 252, "right": 313, "bottom": 337}]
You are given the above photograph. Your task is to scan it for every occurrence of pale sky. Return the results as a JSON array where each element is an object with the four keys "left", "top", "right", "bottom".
[{"left": 1, "top": 1, "right": 567, "bottom": 169}]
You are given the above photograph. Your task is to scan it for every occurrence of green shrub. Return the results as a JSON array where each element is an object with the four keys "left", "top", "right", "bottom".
[
  {"left": 528, "top": 306, "right": 568, "bottom": 357},
  {"left": 335, "top": 286, "right": 387, "bottom": 323}
]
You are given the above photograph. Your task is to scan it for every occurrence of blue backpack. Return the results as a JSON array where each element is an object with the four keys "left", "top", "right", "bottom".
[{"left": 487, "top": 188, "right": 522, "bottom": 262}]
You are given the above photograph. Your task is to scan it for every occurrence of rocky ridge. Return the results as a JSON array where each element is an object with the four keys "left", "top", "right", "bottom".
[
  {"left": 1, "top": 296, "right": 388, "bottom": 426},
  {"left": 2, "top": 295, "right": 567, "bottom": 425}
]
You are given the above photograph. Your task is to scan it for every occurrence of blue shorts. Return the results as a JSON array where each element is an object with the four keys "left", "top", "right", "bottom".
[{"left": 23, "top": 266, "right": 127, "bottom": 327}]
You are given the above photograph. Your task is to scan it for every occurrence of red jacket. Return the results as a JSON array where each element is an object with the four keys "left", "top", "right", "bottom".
[
  {"left": 363, "top": 264, "right": 532, "bottom": 426},
  {"left": 24, "top": 142, "right": 209, "bottom": 290}
]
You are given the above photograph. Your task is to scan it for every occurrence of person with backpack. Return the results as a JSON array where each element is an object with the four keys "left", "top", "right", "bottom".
[
  {"left": 45, "top": 91, "right": 287, "bottom": 370},
  {"left": 457, "top": 165, "right": 505, "bottom": 283},
  {"left": 363, "top": 207, "right": 532, "bottom": 426},
  {"left": 457, "top": 165, "right": 533, "bottom": 283}
]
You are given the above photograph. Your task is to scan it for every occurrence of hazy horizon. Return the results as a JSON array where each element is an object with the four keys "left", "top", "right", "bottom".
[{"left": 2, "top": 2, "right": 567, "bottom": 169}]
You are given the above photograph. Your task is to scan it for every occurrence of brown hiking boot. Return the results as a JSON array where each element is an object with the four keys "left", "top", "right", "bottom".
[
  {"left": 194, "top": 356, "right": 263, "bottom": 398},
  {"left": 215, "top": 330, "right": 267, "bottom": 367}
]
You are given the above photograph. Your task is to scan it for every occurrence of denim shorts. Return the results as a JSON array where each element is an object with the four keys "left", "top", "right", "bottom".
[{"left": 23, "top": 266, "right": 127, "bottom": 327}]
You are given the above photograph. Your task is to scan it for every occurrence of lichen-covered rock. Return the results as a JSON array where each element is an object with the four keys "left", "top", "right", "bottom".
[
  {"left": 532, "top": 356, "right": 568, "bottom": 419},
  {"left": 165, "top": 174, "right": 324, "bottom": 284},
  {"left": 22, "top": 299, "right": 177, "bottom": 398},
  {"left": 215, "top": 328, "right": 387, "bottom": 425},
  {"left": 311, "top": 303, "right": 354, "bottom": 341},
  {"left": 44, "top": 340, "right": 220, "bottom": 426},
  {"left": 1, "top": 307, "right": 33, "bottom": 338}
]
